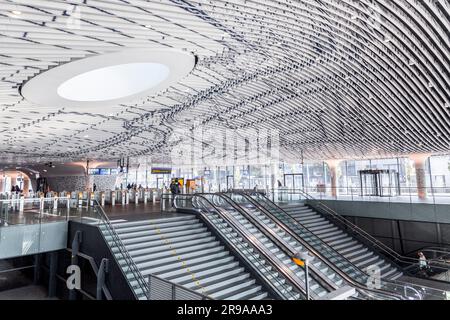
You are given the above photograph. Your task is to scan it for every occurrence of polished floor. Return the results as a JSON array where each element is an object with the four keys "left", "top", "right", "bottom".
[{"left": 0, "top": 201, "right": 180, "bottom": 226}]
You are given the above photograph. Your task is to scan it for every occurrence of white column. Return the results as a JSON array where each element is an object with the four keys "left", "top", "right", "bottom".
[
  {"left": 410, "top": 154, "right": 430, "bottom": 200},
  {"left": 325, "top": 160, "right": 341, "bottom": 198}
]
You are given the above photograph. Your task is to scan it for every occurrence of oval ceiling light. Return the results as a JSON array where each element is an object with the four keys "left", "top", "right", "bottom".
[{"left": 21, "top": 48, "right": 195, "bottom": 108}]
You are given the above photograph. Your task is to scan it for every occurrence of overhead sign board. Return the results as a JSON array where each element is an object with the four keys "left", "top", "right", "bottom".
[
  {"left": 151, "top": 168, "right": 172, "bottom": 174},
  {"left": 89, "top": 168, "right": 119, "bottom": 175}
]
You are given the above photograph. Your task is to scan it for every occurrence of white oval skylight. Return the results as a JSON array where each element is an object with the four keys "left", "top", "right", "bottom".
[
  {"left": 57, "top": 63, "right": 170, "bottom": 101},
  {"left": 21, "top": 48, "right": 195, "bottom": 108}
]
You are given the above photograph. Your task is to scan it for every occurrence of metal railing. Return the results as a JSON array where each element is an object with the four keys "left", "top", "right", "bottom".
[
  {"left": 86, "top": 200, "right": 152, "bottom": 300},
  {"left": 270, "top": 186, "right": 450, "bottom": 205},
  {"left": 90, "top": 200, "right": 210, "bottom": 301},
  {"left": 173, "top": 193, "right": 306, "bottom": 300},
  {"left": 147, "top": 274, "right": 209, "bottom": 300},
  {"left": 273, "top": 188, "right": 450, "bottom": 282},
  {"left": 224, "top": 191, "right": 441, "bottom": 300}
]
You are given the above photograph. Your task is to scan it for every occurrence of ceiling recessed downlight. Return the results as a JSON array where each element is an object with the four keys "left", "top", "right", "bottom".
[{"left": 21, "top": 48, "right": 195, "bottom": 108}]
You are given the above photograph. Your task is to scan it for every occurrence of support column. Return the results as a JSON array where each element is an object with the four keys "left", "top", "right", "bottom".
[
  {"left": 33, "top": 254, "right": 41, "bottom": 285},
  {"left": 325, "top": 160, "right": 341, "bottom": 198},
  {"left": 410, "top": 154, "right": 430, "bottom": 200},
  {"left": 48, "top": 252, "right": 58, "bottom": 297}
]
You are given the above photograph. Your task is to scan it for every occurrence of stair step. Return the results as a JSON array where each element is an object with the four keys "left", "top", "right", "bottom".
[
  {"left": 113, "top": 233, "right": 214, "bottom": 252},
  {"left": 114, "top": 218, "right": 200, "bottom": 234},
  {"left": 111, "top": 227, "right": 208, "bottom": 245},
  {"left": 111, "top": 215, "right": 196, "bottom": 228}
]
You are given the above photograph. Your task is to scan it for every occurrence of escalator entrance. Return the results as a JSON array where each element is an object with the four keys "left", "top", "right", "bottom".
[{"left": 359, "top": 169, "right": 400, "bottom": 197}]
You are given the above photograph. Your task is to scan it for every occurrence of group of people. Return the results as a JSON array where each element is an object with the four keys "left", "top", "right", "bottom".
[
  {"left": 10, "top": 185, "right": 22, "bottom": 194},
  {"left": 126, "top": 183, "right": 143, "bottom": 191}
]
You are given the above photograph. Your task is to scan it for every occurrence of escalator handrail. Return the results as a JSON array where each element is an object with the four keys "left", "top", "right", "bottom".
[
  {"left": 240, "top": 192, "right": 382, "bottom": 277},
  {"left": 257, "top": 191, "right": 450, "bottom": 293},
  {"left": 406, "top": 246, "right": 450, "bottom": 263},
  {"left": 213, "top": 193, "right": 347, "bottom": 292},
  {"left": 293, "top": 189, "right": 430, "bottom": 267},
  {"left": 271, "top": 190, "right": 450, "bottom": 294},
  {"left": 248, "top": 192, "right": 450, "bottom": 297},
  {"left": 174, "top": 194, "right": 309, "bottom": 300},
  {"left": 222, "top": 192, "right": 406, "bottom": 300},
  {"left": 234, "top": 191, "right": 420, "bottom": 300},
  {"left": 218, "top": 193, "right": 342, "bottom": 292}
]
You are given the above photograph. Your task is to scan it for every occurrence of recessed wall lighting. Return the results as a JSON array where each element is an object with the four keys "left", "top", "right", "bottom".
[{"left": 11, "top": 10, "right": 21, "bottom": 15}]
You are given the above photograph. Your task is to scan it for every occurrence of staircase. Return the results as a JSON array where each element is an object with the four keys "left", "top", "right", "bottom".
[
  {"left": 220, "top": 206, "right": 332, "bottom": 299},
  {"left": 242, "top": 206, "right": 351, "bottom": 291},
  {"left": 104, "top": 215, "right": 270, "bottom": 300},
  {"left": 279, "top": 203, "right": 403, "bottom": 280}
]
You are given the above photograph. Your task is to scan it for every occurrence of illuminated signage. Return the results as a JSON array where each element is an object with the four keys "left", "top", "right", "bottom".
[{"left": 151, "top": 168, "right": 172, "bottom": 174}]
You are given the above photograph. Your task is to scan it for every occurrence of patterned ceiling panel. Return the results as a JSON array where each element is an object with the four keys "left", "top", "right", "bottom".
[{"left": 0, "top": 0, "right": 449, "bottom": 165}]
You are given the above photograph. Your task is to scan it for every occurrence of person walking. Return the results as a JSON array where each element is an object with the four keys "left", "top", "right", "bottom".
[
  {"left": 418, "top": 252, "right": 430, "bottom": 275},
  {"left": 170, "top": 179, "right": 180, "bottom": 207}
]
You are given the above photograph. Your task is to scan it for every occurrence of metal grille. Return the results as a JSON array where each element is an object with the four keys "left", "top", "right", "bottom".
[{"left": 148, "top": 275, "right": 209, "bottom": 300}]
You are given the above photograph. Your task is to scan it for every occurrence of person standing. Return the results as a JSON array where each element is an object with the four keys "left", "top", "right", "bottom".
[
  {"left": 418, "top": 252, "right": 430, "bottom": 275},
  {"left": 170, "top": 179, "right": 180, "bottom": 207}
]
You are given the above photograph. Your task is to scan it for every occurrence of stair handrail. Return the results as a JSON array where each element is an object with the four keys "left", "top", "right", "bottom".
[
  {"left": 225, "top": 191, "right": 416, "bottom": 300},
  {"left": 217, "top": 193, "right": 346, "bottom": 292},
  {"left": 174, "top": 194, "right": 305, "bottom": 297},
  {"left": 252, "top": 191, "right": 450, "bottom": 299},
  {"left": 248, "top": 192, "right": 450, "bottom": 297},
  {"left": 194, "top": 195, "right": 310, "bottom": 299},
  {"left": 292, "top": 189, "right": 425, "bottom": 266},
  {"left": 89, "top": 200, "right": 150, "bottom": 299},
  {"left": 288, "top": 189, "right": 450, "bottom": 279}
]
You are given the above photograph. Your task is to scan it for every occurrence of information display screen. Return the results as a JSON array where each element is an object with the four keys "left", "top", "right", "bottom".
[
  {"left": 88, "top": 168, "right": 100, "bottom": 175},
  {"left": 99, "top": 168, "right": 111, "bottom": 175}
]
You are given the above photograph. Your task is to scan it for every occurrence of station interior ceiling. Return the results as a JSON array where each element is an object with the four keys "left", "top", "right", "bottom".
[{"left": 0, "top": 0, "right": 449, "bottom": 167}]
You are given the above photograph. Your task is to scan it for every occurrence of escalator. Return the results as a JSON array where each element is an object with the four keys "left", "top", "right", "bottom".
[
  {"left": 187, "top": 194, "right": 322, "bottom": 299},
  {"left": 206, "top": 193, "right": 421, "bottom": 300},
  {"left": 98, "top": 194, "right": 315, "bottom": 300},
  {"left": 230, "top": 191, "right": 449, "bottom": 300},
  {"left": 223, "top": 192, "right": 450, "bottom": 300},
  {"left": 199, "top": 194, "right": 334, "bottom": 299},
  {"left": 279, "top": 203, "right": 403, "bottom": 279},
  {"left": 281, "top": 189, "right": 450, "bottom": 289}
]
